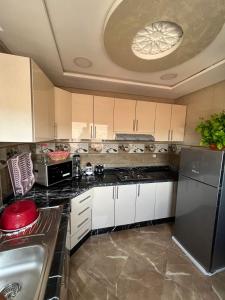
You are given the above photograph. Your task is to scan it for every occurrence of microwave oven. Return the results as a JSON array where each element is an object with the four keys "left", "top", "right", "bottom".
[{"left": 34, "top": 159, "right": 72, "bottom": 186}]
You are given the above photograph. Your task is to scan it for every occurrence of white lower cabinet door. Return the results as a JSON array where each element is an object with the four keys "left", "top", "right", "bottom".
[
  {"left": 155, "top": 182, "right": 174, "bottom": 219},
  {"left": 92, "top": 186, "right": 115, "bottom": 230},
  {"left": 135, "top": 183, "right": 156, "bottom": 222},
  {"left": 115, "top": 185, "right": 136, "bottom": 226}
]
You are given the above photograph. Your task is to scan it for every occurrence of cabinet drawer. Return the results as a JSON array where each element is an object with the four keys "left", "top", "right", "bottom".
[
  {"left": 71, "top": 206, "right": 91, "bottom": 233},
  {"left": 71, "top": 190, "right": 92, "bottom": 212},
  {"left": 71, "top": 221, "right": 91, "bottom": 249}
]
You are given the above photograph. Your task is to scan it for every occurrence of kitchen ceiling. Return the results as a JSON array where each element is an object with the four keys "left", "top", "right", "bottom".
[{"left": 0, "top": 0, "right": 225, "bottom": 99}]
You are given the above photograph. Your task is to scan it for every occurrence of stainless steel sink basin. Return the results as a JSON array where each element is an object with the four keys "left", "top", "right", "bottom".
[
  {"left": 0, "top": 206, "right": 63, "bottom": 300},
  {"left": 0, "top": 245, "right": 46, "bottom": 300}
]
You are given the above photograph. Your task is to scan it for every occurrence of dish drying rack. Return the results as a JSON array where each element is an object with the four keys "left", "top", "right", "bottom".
[{"left": 7, "top": 152, "right": 35, "bottom": 196}]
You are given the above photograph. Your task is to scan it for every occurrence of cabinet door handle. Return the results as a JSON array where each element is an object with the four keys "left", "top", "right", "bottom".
[
  {"left": 79, "top": 195, "right": 91, "bottom": 204},
  {"left": 94, "top": 126, "right": 96, "bottom": 138},
  {"left": 171, "top": 130, "right": 173, "bottom": 141},
  {"left": 136, "top": 120, "right": 138, "bottom": 132},
  {"left": 117, "top": 186, "right": 119, "bottom": 199},
  {"left": 113, "top": 186, "right": 115, "bottom": 199},
  {"left": 168, "top": 130, "right": 170, "bottom": 141},
  {"left": 77, "top": 217, "right": 89, "bottom": 229},
  {"left": 54, "top": 123, "right": 57, "bottom": 138},
  {"left": 78, "top": 206, "right": 89, "bottom": 216},
  {"left": 133, "top": 120, "right": 135, "bottom": 131},
  {"left": 78, "top": 228, "right": 89, "bottom": 240},
  {"left": 138, "top": 184, "right": 140, "bottom": 197},
  {"left": 91, "top": 125, "right": 93, "bottom": 139}
]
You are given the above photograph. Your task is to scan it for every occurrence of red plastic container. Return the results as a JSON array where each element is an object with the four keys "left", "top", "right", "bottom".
[{"left": 0, "top": 199, "right": 38, "bottom": 230}]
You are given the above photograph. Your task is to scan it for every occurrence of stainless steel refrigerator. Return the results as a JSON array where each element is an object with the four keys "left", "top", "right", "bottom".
[{"left": 173, "top": 147, "right": 225, "bottom": 274}]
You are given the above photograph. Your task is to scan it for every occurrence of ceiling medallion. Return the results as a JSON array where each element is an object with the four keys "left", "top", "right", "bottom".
[{"left": 131, "top": 21, "right": 183, "bottom": 60}]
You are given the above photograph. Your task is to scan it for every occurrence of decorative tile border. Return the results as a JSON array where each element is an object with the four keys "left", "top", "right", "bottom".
[{"left": 0, "top": 141, "right": 182, "bottom": 167}]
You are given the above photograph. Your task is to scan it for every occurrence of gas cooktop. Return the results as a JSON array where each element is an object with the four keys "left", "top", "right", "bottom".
[{"left": 116, "top": 169, "right": 174, "bottom": 182}]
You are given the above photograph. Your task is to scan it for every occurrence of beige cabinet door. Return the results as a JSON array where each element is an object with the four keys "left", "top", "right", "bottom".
[
  {"left": 0, "top": 53, "right": 33, "bottom": 142},
  {"left": 72, "top": 93, "right": 93, "bottom": 139},
  {"left": 170, "top": 104, "right": 186, "bottom": 141},
  {"left": 135, "top": 101, "right": 156, "bottom": 134},
  {"left": 54, "top": 87, "right": 72, "bottom": 139},
  {"left": 94, "top": 96, "right": 114, "bottom": 139},
  {"left": 154, "top": 103, "right": 172, "bottom": 141},
  {"left": 114, "top": 98, "right": 136, "bottom": 133},
  {"left": 32, "top": 61, "right": 55, "bottom": 141}
]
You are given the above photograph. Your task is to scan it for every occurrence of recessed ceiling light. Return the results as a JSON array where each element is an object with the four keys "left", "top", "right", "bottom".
[
  {"left": 0, "top": 26, "right": 4, "bottom": 32},
  {"left": 160, "top": 73, "right": 178, "bottom": 80},
  {"left": 131, "top": 21, "right": 183, "bottom": 60},
  {"left": 73, "top": 57, "right": 92, "bottom": 68}
]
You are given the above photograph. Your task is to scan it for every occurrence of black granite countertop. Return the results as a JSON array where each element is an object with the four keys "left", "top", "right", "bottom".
[
  {"left": 44, "top": 212, "right": 69, "bottom": 300},
  {"left": 9, "top": 165, "right": 178, "bottom": 211},
  {"left": 4, "top": 165, "right": 178, "bottom": 300}
]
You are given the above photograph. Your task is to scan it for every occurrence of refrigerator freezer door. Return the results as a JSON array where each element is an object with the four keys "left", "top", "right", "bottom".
[
  {"left": 180, "top": 148, "right": 223, "bottom": 187},
  {"left": 174, "top": 175, "right": 218, "bottom": 272}
]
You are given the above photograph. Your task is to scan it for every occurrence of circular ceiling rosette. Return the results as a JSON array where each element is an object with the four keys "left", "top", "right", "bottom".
[{"left": 104, "top": 0, "right": 225, "bottom": 72}]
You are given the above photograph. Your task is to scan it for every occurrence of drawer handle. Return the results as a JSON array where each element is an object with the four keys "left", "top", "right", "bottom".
[
  {"left": 79, "top": 195, "right": 91, "bottom": 204},
  {"left": 78, "top": 228, "right": 89, "bottom": 240},
  {"left": 77, "top": 217, "right": 89, "bottom": 229},
  {"left": 78, "top": 206, "right": 90, "bottom": 216}
]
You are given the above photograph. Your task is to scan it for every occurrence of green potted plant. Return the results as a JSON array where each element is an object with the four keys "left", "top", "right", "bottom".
[{"left": 195, "top": 110, "right": 225, "bottom": 150}]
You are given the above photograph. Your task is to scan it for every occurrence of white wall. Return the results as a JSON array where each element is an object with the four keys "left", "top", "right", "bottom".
[{"left": 176, "top": 80, "right": 225, "bottom": 145}]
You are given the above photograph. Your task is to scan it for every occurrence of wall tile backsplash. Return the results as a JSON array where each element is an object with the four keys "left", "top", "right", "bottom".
[
  {"left": 0, "top": 141, "right": 182, "bottom": 163},
  {"left": 0, "top": 141, "right": 181, "bottom": 200}
]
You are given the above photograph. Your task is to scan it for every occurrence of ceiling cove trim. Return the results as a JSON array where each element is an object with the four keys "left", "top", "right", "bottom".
[
  {"left": 42, "top": 0, "right": 64, "bottom": 72},
  {"left": 63, "top": 71, "right": 171, "bottom": 89},
  {"left": 64, "top": 57, "right": 225, "bottom": 90}
]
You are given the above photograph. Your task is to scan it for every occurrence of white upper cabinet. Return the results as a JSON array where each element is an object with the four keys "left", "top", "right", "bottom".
[
  {"left": 93, "top": 96, "right": 114, "bottom": 140},
  {"left": 154, "top": 103, "right": 172, "bottom": 141},
  {"left": 0, "top": 53, "right": 54, "bottom": 142},
  {"left": 154, "top": 103, "right": 186, "bottom": 141},
  {"left": 114, "top": 98, "right": 157, "bottom": 135},
  {"left": 170, "top": 104, "right": 186, "bottom": 141},
  {"left": 54, "top": 87, "right": 72, "bottom": 139},
  {"left": 114, "top": 98, "right": 136, "bottom": 133},
  {"left": 135, "top": 101, "right": 156, "bottom": 134},
  {"left": 0, "top": 54, "right": 32, "bottom": 142},
  {"left": 31, "top": 61, "right": 55, "bottom": 142},
  {"left": 72, "top": 93, "right": 93, "bottom": 139}
]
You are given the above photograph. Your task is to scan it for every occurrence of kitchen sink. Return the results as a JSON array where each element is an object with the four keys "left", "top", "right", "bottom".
[
  {"left": 0, "top": 206, "right": 63, "bottom": 300},
  {"left": 0, "top": 245, "right": 46, "bottom": 300}
]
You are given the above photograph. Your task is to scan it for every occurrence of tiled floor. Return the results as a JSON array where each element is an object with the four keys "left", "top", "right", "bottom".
[{"left": 68, "top": 224, "right": 225, "bottom": 300}]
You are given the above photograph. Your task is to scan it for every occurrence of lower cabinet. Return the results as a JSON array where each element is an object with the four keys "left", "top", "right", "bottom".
[
  {"left": 70, "top": 190, "right": 93, "bottom": 250},
  {"left": 69, "top": 181, "right": 177, "bottom": 249},
  {"left": 135, "top": 183, "right": 156, "bottom": 222},
  {"left": 154, "top": 182, "right": 176, "bottom": 219},
  {"left": 92, "top": 186, "right": 115, "bottom": 230},
  {"left": 115, "top": 185, "right": 137, "bottom": 226}
]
